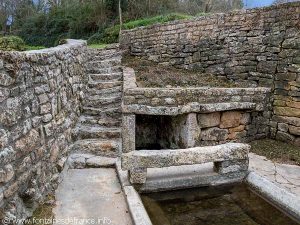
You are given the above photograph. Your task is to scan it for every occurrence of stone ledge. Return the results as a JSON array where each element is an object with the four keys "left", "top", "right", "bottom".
[
  {"left": 246, "top": 172, "right": 300, "bottom": 221},
  {"left": 122, "top": 102, "right": 257, "bottom": 115},
  {"left": 122, "top": 143, "right": 250, "bottom": 170}
]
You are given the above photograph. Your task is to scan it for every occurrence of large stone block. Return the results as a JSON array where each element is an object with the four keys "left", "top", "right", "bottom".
[
  {"left": 201, "top": 127, "right": 228, "bottom": 141},
  {"left": 220, "top": 111, "right": 242, "bottom": 128},
  {"left": 122, "top": 143, "right": 250, "bottom": 170},
  {"left": 274, "top": 107, "right": 300, "bottom": 117},
  {"left": 289, "top": 126, "right": 300, "bottom": 136},
  {"left": 122, "top": 114, "right": 136, "bottom": 153},
  {"left": 198, "top": 112, "right": 221, "bottom": 128}
]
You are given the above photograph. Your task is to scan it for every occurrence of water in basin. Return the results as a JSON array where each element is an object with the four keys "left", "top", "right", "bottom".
[{"left": 141, "top": 184, "right": 300, "bottom": 225}]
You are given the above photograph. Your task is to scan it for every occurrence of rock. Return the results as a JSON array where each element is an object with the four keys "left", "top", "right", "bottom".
[
  {"left": 198, "top": 112, "right": 221, "bottom": 128},
  {"left": 276, "top": 131, "right": 295, "bottom": 143},
  {"left": 240, "top": 113, "right": 251, "bottom": 125},
  {"left": 278, "top": 123, "right": 289, "bottom": 132},
  {"left": 15, "top": 129, "right": 40, "bottom": 154},
  {"left": 220, "top": 111, "right": 242, "bottom": 128},
  {"left": 201, "top": 127, "right": 228, "bottom": 141},
  {"left": 0, "top": 129, "right": 8, "bottom": 149},
  {"left": 274, "top": 107, "right": 300, "bottom": 117},
  {"left": 0, "top": 72, "right": 15, "bottom": 86},
  {"left": 289, "top": 126, "right": 300, "bottom": 136},
  {"left": 272, "top": 115, "right": 300, "bottom": 127},
  {"left": 0, "top": 164, "right": 14, "bottom": 183},
  {"left": 86, "top": 156, "right": 116, "bottom": 168}
]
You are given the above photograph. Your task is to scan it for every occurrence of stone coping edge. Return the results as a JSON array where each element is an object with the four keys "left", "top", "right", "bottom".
[
  {"left": 122, "top": 102, "right": 258, "bottom": 115},
  {"left": 116, "top": 160, "right": 153, "bottom": 225},
  {"left": 246, "top": 171, "right": 300, "bottom": 221}
]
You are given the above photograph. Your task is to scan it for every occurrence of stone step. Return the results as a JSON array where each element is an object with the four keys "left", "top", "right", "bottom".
[
  {"left": 87, "top": 66, "right": 122, "bottom": 74},
  {"left": 93, "top": 52, "right": 121, "bottom": 61},
  {"left": 78, "top": 115, "right": 121, "bottom": 127},
  {"left": 82, "top": 106, "right": 121, "bottom": 117},
  {"left": 87, "top": 86, "right": 122, "bottom": 96},
  {"left": 89, "top": 73, "right": 123, "bottom": 82},
  {"left": 71, "top": 139, "right": 121, "bottom": 157},
  {"left": 85, "top": 92, "right": 122, "bottom": 100},
  {"left": 74, "top": 125, "right": 121, "bottom": 139},
  {"left": 86, "top": 57, "right": 121, "bottom": 68},
  {"left": 88, "top": 81, "right": 122, "bottom": 89},
  {"left": 83, "top": 100, "right": 121, "bottom": 109},
  {"left": 85, "top": 95, "right": 121, "bottom": 104}
]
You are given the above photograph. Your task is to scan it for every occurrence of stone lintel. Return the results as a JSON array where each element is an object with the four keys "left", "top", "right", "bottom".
[
  {"left": 122, "top": 143, "right": 250, "bottom": 170},
  {"left": 122, "top": 102, "right": 256, "bottom": 115}
]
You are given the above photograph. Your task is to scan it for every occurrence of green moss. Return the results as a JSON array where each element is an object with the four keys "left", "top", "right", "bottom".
[
  {"left": 26, "top": 195, "right": 55, "bottom": 225},
  {"left": 250, "top": 139, "right": 300, "bottom": 165},
  {"left": 0, "top": 36, "right": 26, "bottom": 51},
  {"left": 88, "top": 43, "right": 108, "bottom": 49}
]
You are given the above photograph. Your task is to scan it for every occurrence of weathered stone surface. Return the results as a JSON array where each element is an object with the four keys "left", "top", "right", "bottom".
[
  {"left": 0, "top": 164, "right": 14, "bottom": 183},
  {"left": 201, "top": 127, "right": 228, "bottom": 141},
  {"left": 129, "top": 168, "right": 147, "bottom": 184},
  {"left": 198, "top": 112, "right": 221, "bottom": 128},
  {"left": 274, "top": 107, "right": 300, "bottom": 117},
  {"left": 289, "top": 126, "right": 300, "bottom": 136},
  {"left": 122, "top": 143, "right": 250, "bottom": 170},
  {"left": 0, "top": 129, "right": 8, "bottom": 149},
  {"left": 15, "top": 129, "right": 40, "bottom": 153},
  {"left": 122, "top": 114, "right": 136, "bottom": 153},
  {"left": 276, "top": 131, "right": 295, "bottom": 142},
  {"left": 214, "top": 159, "right": 248, "bottom": 174},
  {"left": 220, "top": 111, "right": 242, "bottom": 128},
  {"left": 183, "top": 113, "right": 201, "bottom": 148}
]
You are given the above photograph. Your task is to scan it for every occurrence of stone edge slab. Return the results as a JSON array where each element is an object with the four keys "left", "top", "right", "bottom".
[{"left": 246, "top": 171, "right": 300, "bottom": 221}]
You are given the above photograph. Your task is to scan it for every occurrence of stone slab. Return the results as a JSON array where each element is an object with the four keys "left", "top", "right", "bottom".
[
  {"left": 139, "top": 163, "right": 247, "bottom": 193},
  {"left": 122, "top": 143, "right": 250, "bottom": 170},
  {"left": 246, "top": 172, "right": 300, "bottom": 221},
  {"left": 123, "top": 186, "right": 153, "bottom": 225},
  {"left": 249, "top": 153, "right": 300, "bottom": 197},
  {"left": 53, "top": 169, "right": 133, "bottom": 225}
]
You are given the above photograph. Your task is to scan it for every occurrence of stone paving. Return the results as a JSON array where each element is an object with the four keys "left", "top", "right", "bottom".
[
  {"left": 249, "top": 153, "right": 300, "bottom": 197},
  {"left": 53, "top": 168, "right": 133, "bottom": 225}
]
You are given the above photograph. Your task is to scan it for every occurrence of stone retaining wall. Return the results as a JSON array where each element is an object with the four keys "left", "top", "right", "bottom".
[
  {"left": 0, "top": 40, "right": 87, "bottom": 220},
  {"left": 120, "top": 3, "right": 300, "bottom": 146}
]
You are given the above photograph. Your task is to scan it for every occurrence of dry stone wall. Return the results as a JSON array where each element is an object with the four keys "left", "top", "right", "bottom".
[
  {"left": 0, "top": 40, "right": 87, "bottom": 221},
  {"left": 121, "top": 2, "right": 300, "bottom": 146}
]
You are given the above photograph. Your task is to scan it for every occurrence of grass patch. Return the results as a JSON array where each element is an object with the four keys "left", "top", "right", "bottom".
[
  {"left": 25, "top": 45, "right": 46, "bottom": 51},
  {"left": 88, "top": 13, "right": 193, "bottom": 45},
  {"left": 250, "top": 139, "right": 300, "bottom": 165},
  {"left": 122, "top": 55, "right": 246, "bottom": 88},
  {"left": 88, "top": 43, "right": 108, "bottom": 49},
  {"left": 26, "top": 195, "right": 55, "bottom": 225}
]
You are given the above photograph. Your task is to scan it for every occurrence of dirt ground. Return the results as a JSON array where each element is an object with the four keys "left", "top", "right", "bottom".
[
  {"left": 122, "top": 55, "right": 249, "bottom": 88},
  {"left": 250, "top": 139, "right": 300, "bottom": 166}
]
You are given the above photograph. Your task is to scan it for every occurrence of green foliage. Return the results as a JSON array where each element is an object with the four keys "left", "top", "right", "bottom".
[
  {"left": 0, "top": 36, "right": 26, "bottom": 51},
  {"left": 25, "top": 45, "right": 46, "bottom": 51},
  {"left": 89, "top": 13, "right": 192, "bottom": 44}
]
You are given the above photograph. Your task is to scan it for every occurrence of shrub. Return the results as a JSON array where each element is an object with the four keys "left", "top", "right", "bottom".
[
  {"left": 0, "top": 36, "right": 26, "bottom": 51},
  {"left": 91, "top": 13, "right": 192, "bottom": 44}
]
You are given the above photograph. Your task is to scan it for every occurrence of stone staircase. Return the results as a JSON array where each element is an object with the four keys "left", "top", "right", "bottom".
[{"left": 72, "top": 45, "right": 123, "bottom": 157}]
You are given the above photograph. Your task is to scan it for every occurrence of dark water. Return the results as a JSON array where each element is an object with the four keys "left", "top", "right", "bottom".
[{"left": 141, "top": 184, "right": 300, "bottom": 225}]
